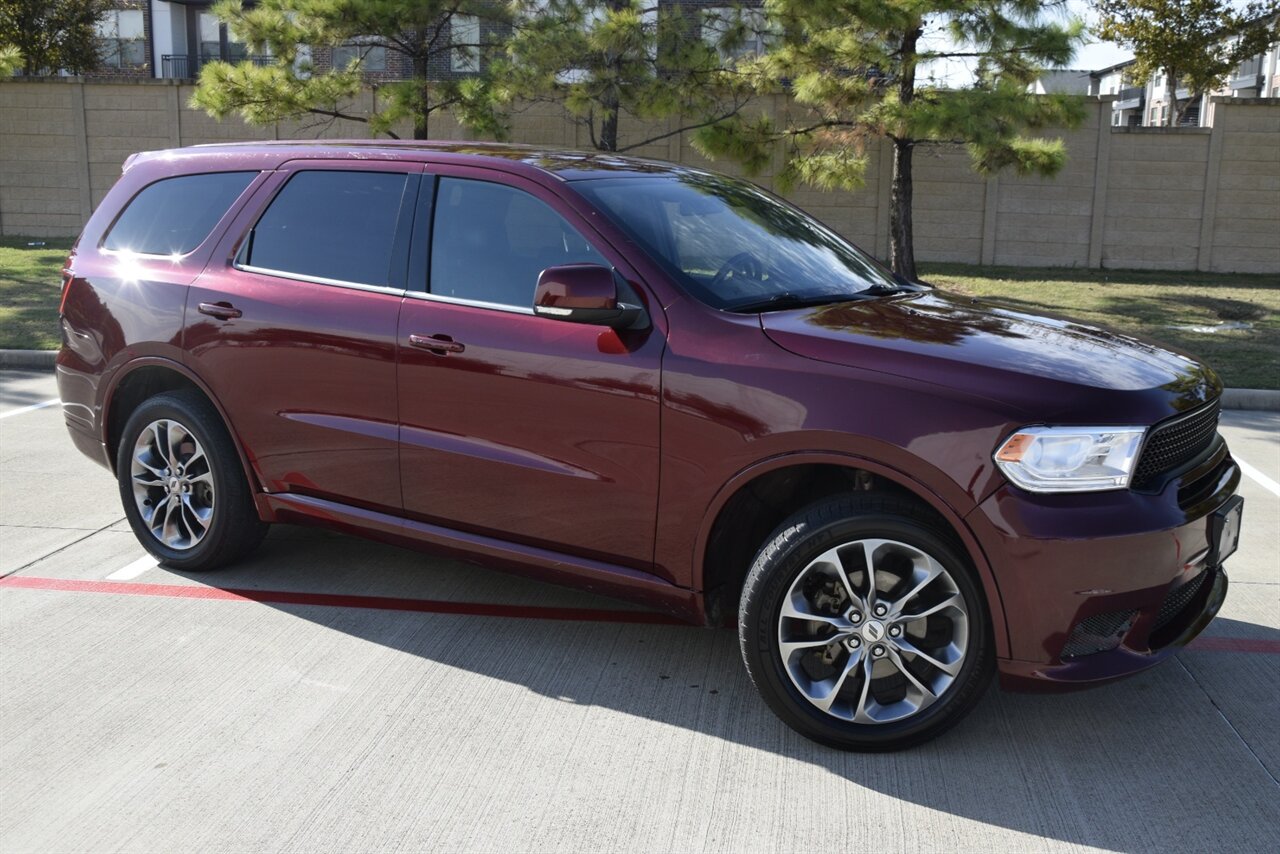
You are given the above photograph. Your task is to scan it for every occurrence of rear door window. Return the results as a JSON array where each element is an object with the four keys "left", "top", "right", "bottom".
[
  {"left": 242, "top": 170, "right": 412, "bottom": 287},
  {"left": 103, "top": 171, "right": 257, "bottom": 256}
]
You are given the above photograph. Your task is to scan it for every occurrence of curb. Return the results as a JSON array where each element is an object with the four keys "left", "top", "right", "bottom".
[
  {"left": 1, "top": 348, "right": 1278, "bottom": 411},
  {"left": 0, "top": 349, "right": 56, "bottom": 368},
  {"left": 1221, "top": 388, "right": 1280, "bottom": 412}
]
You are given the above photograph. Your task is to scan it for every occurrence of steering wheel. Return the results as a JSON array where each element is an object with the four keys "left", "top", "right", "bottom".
[{"left": 710, "top": 252, "right": 766, "bottom": 292}]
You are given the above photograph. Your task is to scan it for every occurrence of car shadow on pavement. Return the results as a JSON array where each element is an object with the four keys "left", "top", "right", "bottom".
[
  {"left": 169, "top": 525, "right": 1280, "bottom": 850},
  {"left": 0, "top": 370, "right": 58, "bottom": 409}
]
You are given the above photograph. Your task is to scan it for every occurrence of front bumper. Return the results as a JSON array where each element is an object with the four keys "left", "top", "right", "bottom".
[
  {"left": 968, "top": 449, "right": 1241, "bottom": 692},
  {"left": 997, "top": 563, "right": 1228, "bottom": 691}
]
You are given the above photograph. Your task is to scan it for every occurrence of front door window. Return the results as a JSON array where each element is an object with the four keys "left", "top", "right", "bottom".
[{"left": 429, "top": 177, "right": 609, "bottom": 308}]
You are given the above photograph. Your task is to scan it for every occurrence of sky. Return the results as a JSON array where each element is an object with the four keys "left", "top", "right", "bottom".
[
  {"left": 922, "top": 0, "right": 1133, "bottom": 85},
  {"left": 1072, "top": 1, "right": 1137, "bottom": 69}
]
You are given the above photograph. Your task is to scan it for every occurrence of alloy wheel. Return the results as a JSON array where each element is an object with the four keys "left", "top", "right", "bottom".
[
  {"left": 776, "top": 538, "right": 970, "bottom": 724},
  {"left": 129, "top": 418, "right": 215, "bottom": 550}
]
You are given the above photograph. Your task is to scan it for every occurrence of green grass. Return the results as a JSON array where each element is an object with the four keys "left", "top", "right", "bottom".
[
  {"left": 921, "top": 263, "right": 1280, "bottom": 390},
  {"left": 1, "top": 238, "right": 1276, "bottom": 388},
  {"left": 0, "top": 236, "right": 74, "bottom": 350}
]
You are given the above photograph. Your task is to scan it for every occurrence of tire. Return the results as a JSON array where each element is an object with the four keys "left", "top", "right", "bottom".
[
  {"left": 739, "top": 493, "right": 993, "bottom": 751},
  {"left": 116, "top": 389, "right": 268, "bottom": 572}
]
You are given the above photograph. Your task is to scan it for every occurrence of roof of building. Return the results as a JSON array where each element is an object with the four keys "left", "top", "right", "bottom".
[{"left": 1089, "top": 59, "right": 1138, "bottom": 78}]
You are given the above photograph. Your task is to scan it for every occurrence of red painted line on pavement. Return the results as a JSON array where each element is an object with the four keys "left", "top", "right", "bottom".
[
  {"left": 0, "top": 575, "right": 685, "bottom": 625},
  {"left": 3, "top": 575, "right": 1279, "bottom": 652}
]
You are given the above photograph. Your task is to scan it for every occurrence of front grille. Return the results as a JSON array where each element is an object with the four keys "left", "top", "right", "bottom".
[
  {"left": 1152, "top": 569, "right": 1209, "bottom": 636},
  {"left": 1061, "top": 608, "right": 1137, "bottom": 660},
  {"left": 1177, "top": 452, "right": 1231, "bottom": 510},
  {"left": 1133, "top": 400, "right": 1221, "bottom": 489}
]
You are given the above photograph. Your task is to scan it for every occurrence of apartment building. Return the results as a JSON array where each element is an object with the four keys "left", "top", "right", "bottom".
[
  {"left": 1082, "top": 13, "right": 1280, "bottom": 128},
  {"left": 79, "top": 1, "right": 770, "bottom": 83},
  {"left": 77, "top": 0, "right": 492, "bottom": 81}
]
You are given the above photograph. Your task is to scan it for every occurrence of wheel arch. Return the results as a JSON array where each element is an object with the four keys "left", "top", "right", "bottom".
[
  {"left": 694, "top": 451, "right": 1010, "bottom": 659},
  {"left": 101, "top": 357, "right": 270, "bottom": 518}
]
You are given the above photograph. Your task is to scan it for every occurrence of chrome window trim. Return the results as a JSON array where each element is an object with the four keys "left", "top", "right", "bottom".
[
  {"left": 100, "top": 247, "right": 191, "bottom": 261},
  {"left": 404, "top": 290, "right": 536, "bottom": 315},
  {"left": 234, "top": 263, "right": 406, "bottom": 296}
]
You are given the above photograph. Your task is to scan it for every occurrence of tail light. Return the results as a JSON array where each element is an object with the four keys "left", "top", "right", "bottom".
[{"left": 58, "top": 241, "right": 79, "bottom": 316}]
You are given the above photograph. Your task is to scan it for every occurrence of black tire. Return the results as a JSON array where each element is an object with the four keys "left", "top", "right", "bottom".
[
  {"left": 739, "top": 493, "right": 993, "bottom": 751},
  {"left": 116, "top": 389, "right": 268, "bottom": 572}
]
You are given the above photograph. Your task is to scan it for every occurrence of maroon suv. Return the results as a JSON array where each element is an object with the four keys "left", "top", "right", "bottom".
[{"left": 57, "top": 142, "right": 1243, "bottom": 750}]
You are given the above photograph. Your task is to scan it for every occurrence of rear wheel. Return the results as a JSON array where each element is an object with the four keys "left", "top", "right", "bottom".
[
  {"left": 739, "top": 493, "right": 993, "bottom": 751},
  {"left": 117, "top": 390, "right": 268, "bottom": 571}
]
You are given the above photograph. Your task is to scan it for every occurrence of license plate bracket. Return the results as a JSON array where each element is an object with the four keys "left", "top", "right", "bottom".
[{"left": 1209, "top": 495, "right": 1244, "bottom": 566}]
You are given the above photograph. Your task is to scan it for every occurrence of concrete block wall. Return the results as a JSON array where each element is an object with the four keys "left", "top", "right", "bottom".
[
  {"left": 1208, "top": 102, "right": 1280, "bottom": 273},
  {"left": 1, "top": 79, "right": 1277, "bottom": 273},
  {"left": 0, "top": 82, "right": 86, "bottom": 236}
]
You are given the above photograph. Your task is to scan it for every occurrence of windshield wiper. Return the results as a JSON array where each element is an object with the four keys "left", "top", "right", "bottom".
[
  {"left": 865, "top": 282, "right": 903, "bottom": 295},
  {"left": 728, "top": 292, "right": 865, "bottom": 314}
]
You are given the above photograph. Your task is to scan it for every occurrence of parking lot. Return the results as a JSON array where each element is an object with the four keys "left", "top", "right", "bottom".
[{"left": 1, "top": 366, "right": 1277, "bottom": 853}]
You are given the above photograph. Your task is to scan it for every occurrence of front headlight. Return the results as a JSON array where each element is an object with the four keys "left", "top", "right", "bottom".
[{"left": 993, "top": 426, "right": 1146, "bottom": 493}]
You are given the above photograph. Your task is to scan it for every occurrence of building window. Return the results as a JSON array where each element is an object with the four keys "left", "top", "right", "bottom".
[
  {"left": 1112, "top": 112, "right": 1120, "bottom": 126},
  {"left": 97, "top": 9, "right": 146, "bottom": 68},
  {"left": 198, "top": 12, "right": 220, "bottom": 60},
  {"left": 451, "top": 15, "right": 480, "bottom": 73},
  {"left": 1159, "top": 105, "right": 1168, "bottom": 123},
  {"left": 333, "top": 42, "right": 387, "bottom": 72},
  {"left": 702, "top": 6, "right": 773, "bottom": 60}
]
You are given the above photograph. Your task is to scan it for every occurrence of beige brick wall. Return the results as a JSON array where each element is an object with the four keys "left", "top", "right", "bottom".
[
  {"left": 1209, "top": 102, "right": 1280, "bottom": 273},
  {"left": 1, "top": 79, "right": 1277, "bottom": 272}
]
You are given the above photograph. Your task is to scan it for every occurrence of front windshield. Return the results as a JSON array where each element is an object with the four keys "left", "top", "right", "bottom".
[{"left": 572, "top": 172, "right": 897, "bottom": 311}]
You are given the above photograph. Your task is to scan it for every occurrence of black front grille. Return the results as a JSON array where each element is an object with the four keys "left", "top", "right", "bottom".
[
  {"left": 1061, "top": 608, "right": 1137, "bottom": 660},
  {"left": 1152, "top": 569, "right": 1209, "bottom": 636},
  {"left": 1133, "top": 400, "right": 1221, "bottom": 489}
]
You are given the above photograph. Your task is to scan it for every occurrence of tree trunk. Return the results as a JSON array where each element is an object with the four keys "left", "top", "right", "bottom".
[
  {"left": 595, "top": 0, "right": 626, "bottom": 152},
  {"left": 1167, "top": 70, "right": 1180, "bottom": 128},
  {"left": 1176, "top": 89, "right": 1205, "bottom": 127},
  {"left": 888, "top": 22, "right": 923, "bottom": 278},
  {"left": 413, "top": 52, "right": 430, "bottom": 140},
  {"left": 599, "top": 90, "right": 619, "bottom": 152},
  {"left": 889, "top": 139, "right": 917, "bottom": 280}
]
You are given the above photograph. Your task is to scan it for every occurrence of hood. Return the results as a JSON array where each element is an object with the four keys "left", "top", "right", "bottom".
[{"left": 760, "top": 291, "right": 1221, "bottom": 424}]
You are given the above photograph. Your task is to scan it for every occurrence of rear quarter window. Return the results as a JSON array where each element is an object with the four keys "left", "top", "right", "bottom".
[{"left": 103, "top": 171, "right": 258, "bottom": 256}]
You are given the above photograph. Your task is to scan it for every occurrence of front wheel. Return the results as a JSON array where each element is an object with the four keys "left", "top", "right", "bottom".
[
  {"left": 739, "top": 494, "right": 993, "bottom": 751},
  {"left": 117, "top": 390, "right": 268, "bottom": 572}
]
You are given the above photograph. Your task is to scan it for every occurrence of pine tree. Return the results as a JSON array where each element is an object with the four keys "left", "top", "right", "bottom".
[
  {"left": 460, "top": 0, "right": 752, "bottom": 152},
  {"left": 191, "top": 0, "right": 511, "bottom": 140},
  {"left": 694, "top": 1, "right": 1086, "bottom": 278}
]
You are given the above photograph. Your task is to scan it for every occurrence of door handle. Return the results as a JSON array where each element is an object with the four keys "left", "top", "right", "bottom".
[
  {"left": 198, "top": 301, "right": 242, "bottom": 320},
  {"left": 408, "top": 333, "right": 465, "bottom": 355}
]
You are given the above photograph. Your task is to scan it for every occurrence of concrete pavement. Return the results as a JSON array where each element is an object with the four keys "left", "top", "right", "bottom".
[{"left": 2, "top": 368, "right": 1278, "bottom": 853}]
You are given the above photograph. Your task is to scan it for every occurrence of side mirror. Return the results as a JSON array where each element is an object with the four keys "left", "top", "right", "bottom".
[{"left": 534, "top": 264, "right": 644, "bottom": 329}]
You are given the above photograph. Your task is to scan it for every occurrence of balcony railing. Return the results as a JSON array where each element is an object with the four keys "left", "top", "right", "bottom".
[
  {"left": 1228, "top": 56, "right": 1263, "bottom": 90},
  {"left": 1115, "top": 86, "right": 1144, "bottom": 110},
  {"left": 161, "top": 53, "right": 274, "bottom": 79}
]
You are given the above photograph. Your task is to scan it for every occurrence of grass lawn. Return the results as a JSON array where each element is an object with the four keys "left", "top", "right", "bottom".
[
  {"left": 922, "top": 263, "right": 1279, "bottom": 390},
  {"left": 0, "top": 237, "right": 1276, "bottom": 388},
  {"left": 0, "top": 236, "right": 74, "bottom": 350}
]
